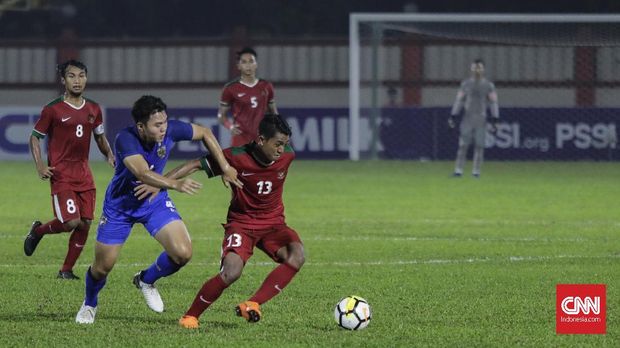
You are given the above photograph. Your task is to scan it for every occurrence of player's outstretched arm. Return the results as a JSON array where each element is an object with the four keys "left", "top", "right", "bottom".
[
  {"left": 94, "top": 133, "right": 116, "bottom": 168},
  {"left": 29, "top": 135, "right": 54, "bottom": 180},
  {"left": 191, "top": 124, "right": 243, "bottom": 188},
  {"left": 164, "top": 159, "right": 202, "bottom": 180},
  {"left": 135, "top": 159, "right": 204, "bottom": 201},
  {"left": 124, "top": 154, "right": 202, "bottom": 195}
]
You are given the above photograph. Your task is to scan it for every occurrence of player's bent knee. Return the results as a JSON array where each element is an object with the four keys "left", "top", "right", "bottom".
[
  {"left": 169, "top": 244, "right": 192, "bottom": 265},
  {"left": 63, "top": 219, "right": 81, "bottom": 231},
  {"left": 288, "top": 253, "right": 305, "bottom": 269},
  {"left": 168, "top": 250, "right": 192, "bottom": 266},
  {"left": 287, "top": 245, "right": 305, "bottom": 269},
  {"left": 220, "top": 268, "right": 242, "bottom": 284},
  {"left": 91, "top": 263, "right": 113, "bottom": 278}
]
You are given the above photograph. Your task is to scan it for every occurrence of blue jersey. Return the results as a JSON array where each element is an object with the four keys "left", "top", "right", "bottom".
[{"left": 102, "top": 120, "right": 193, "bottom": 213}]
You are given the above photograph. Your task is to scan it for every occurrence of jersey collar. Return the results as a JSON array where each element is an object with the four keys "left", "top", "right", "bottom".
[
  {"left": 239, "top": 78, "right": 259, "bottom": 88},
  {"left": 62, "top": 96, "right": 86, "bottom": 110}
]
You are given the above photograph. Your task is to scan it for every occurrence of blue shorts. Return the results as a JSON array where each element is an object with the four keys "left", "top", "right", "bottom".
[{"left": 96, "top": 197, "right": 182, "bottom": 245}]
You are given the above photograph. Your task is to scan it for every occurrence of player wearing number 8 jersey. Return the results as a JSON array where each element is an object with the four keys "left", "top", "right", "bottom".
[
  {"left": 218, "top": 47, "right": 278, "bottom": 147},
  {"left": 174, "top": 114, "right": 304, "bottom": 329},
  {"left": 25, "top": 59, "right": 115, "bottom": 280}
]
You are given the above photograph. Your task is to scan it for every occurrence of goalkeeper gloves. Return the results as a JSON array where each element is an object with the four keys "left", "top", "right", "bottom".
[
  {"left": 447, "top": 115, "right": 456, "bottom": 128},
  {"left": 488, "top": 117, "right": 499, "bottom": 133}
]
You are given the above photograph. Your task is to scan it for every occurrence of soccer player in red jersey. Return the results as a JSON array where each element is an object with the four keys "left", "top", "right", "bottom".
[
  {"left": 25, "top": 59, "right": 115, "bottom": 280},
  {"left": 218, "top": 47, "right": 278, "bottom": 147},
  {"left": 172, "top": 114, "right": 304, "bottom": 329}
]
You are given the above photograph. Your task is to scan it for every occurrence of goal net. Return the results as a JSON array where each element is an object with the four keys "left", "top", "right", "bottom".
[{"left": 349, "top": 14, "right": 620, "bottom": 161}]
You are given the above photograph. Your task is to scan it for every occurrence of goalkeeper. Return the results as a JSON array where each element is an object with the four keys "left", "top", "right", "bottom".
[{"left": 448, "top": 59, "right": 499, "bottom": 177}]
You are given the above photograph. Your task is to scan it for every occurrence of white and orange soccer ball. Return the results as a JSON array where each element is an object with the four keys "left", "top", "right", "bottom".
[{"left": 334, "top": 295, "right": 372, "bottom": 330}]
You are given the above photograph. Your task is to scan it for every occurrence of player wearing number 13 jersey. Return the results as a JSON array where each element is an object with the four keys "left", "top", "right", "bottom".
[
  {"left": 173, "top": 114, "right": 304, "bottom": 329},
  {"left": 25, "top": 60, "right": 115, "bottom": 280}
]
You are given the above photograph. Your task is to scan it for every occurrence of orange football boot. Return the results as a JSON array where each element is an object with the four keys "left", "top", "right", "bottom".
[
  {"left": 179, "top": 315, "right": 199, "bottom": 329},
  {"left": 235, "top": 301, "right": 261, "bottom": 323}
]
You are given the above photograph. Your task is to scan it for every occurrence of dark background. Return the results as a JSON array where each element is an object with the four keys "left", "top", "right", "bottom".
[{"left": 1, "top": 0, "right": 619, "bottom": 39}]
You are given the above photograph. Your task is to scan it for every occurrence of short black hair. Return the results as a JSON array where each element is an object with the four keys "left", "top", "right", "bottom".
[
  {"left": 473, "top": 58, "right": 484, "bottom": 65},
  {"left": 237, "top": 47, "right": 257, "bottom": 60},
  {"left": 259, "top": 114, "right": 292, "bottom": 139},
  {"left": 131, "top": 95, "right": 167, "bottom": 124},
  {"left": 57, "top": 59, "right": 87, "bottom": 78}
]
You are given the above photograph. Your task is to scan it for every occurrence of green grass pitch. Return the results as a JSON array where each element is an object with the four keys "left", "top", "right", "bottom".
[{"left": 0, "top": 160, "right": 618, "bottom": 347}]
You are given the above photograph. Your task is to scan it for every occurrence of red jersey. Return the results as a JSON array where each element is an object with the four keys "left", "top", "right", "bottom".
[
  {"left": 220, "top": 78, "right": 275, "bottom": 141},
  {"left": 32, "top": 96, "right": 104, "bottom": 194},
  {"left": 201, "top": 143, "right": 294, "bottom": 228}
]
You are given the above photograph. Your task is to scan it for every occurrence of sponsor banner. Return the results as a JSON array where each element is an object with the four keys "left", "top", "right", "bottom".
[
  {"left": 0, "top": 107, "right": 41, "bottom": 160},
  {"left": 3, "top": 107, "right": 619, "bottom": 160},
  {"left": 105, "top": 108, "right": 353, "bottom": 159},
  {"left": 556, "top": 284, "right": 606, "bottom": 334},
  {"left": 380, "top": 107, "right": 620, "bottom": 160}
]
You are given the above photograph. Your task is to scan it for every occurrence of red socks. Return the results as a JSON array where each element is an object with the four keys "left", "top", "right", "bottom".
[
  {"left": 249, "top": 263, "right": 299, "bottom": 304},
  {"left": 60, "top": 223, "right": 90, "bottom": 272},
  {"left": 35, "top": 219, "right": 66, "bottom": 236},
  {"left": 185, "top": 274, "right": 228, "bottom": 318},
  {"left": 185, "top": 263, "right": 300, "bottom": 319}
]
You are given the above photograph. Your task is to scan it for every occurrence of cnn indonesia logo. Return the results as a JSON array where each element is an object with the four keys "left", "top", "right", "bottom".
[{"left": 556, "top": 284, "right": 606, "bottom": 334}]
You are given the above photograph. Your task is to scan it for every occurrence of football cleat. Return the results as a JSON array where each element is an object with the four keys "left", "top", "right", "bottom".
[
  {"left": 24, "top": 221, "right": 43, "bottom": 256},
  {"left": 133, "top": 272, "right": 164, "bottom": 313},
  {"left": 472, "top": 173, "right": 480, "bottom": 178},
  {"left": 235, "top": 301, "right": 261, "bottom": 323},
  {"left": 452, "top": 172, "right": 462, "bottom": 178},
  {"left": 75, "top": 302, "right": 97, "bottom": 324},
  {"left": 179, "top": 315, "right": 199, "bottom": 329},
  {"left": 57, "top": 270, "right": 80, "bottom": 280}
]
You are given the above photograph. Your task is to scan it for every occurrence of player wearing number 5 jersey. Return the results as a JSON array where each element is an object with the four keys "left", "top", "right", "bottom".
[
  {"left": 25, "top": 59, "right": 115, "bottom": 280},
  {"left": 218, "top": 47, "right": 278, "bottom": 147},
  {"left": 174, "top": 114, "right": 304, "bottom": 329}
]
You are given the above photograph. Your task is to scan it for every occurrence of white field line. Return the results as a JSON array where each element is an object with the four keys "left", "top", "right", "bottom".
[{"left": 3, "top": 254, "right": 618, "bottom": 269}]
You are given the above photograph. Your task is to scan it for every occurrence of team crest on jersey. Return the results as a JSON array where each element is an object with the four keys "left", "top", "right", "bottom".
[
  {"left": 99, "top": 215, "right": 107, "bottom": 226},
  {"left": 157, "top": 144, "right": 166, "bottom": 158},
  {"left": 277, "top": 171, "right": 286, "bottom": 180},
  {"left": 87, "top": 114, "right": 95, "bottom": 124}
]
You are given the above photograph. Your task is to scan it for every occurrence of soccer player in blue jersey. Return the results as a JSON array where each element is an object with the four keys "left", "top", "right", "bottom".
[{"left": 75, "top": 95, "right": 242, "bottom": 324}]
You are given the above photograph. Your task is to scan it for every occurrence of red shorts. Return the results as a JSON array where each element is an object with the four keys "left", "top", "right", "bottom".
[
  {"left": 221, "top": 223, "right": 302, "bottom": 263},
  {"left": 51, "top": 190, "right": 95, "bottom": 223}
]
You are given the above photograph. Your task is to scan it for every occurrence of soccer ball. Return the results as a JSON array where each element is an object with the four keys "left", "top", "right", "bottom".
[{"left": 334, "top": 295, "right": 372, "bottom": 330}]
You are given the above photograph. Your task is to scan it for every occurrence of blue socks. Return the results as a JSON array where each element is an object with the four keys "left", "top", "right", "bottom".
[
  {"left": 83, "top": 252, "right": 182, "bottom": 307},
  {"left": 141, "top": 251, "right": 182, "bottom": 284},
  {"left": 84, "top": 267, "right": 106, "bottom": 307}
]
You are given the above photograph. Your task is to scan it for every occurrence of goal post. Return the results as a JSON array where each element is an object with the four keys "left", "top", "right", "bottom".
[{"left": 349, "top": 13, "right": 620, "bottom": 161}]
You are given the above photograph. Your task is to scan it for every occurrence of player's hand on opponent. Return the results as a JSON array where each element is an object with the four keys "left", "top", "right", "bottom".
[
  {"left": 107, "top": 154, "right": 116, "bottom": 168},
  {"left": 37, "top": 165, "right": 54, "bottom": 180},
  {"left": 447, "top": 115, "right": 456, "bottom": 129},
  {"left": 221, "top": 166, "right": 243, "bottom": 189},
  {"left": 174, "top": 178, "right": 203, "bottom": 195},
  {"left": 134, "top": 182, "right": 160, "bottom": 202}
]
